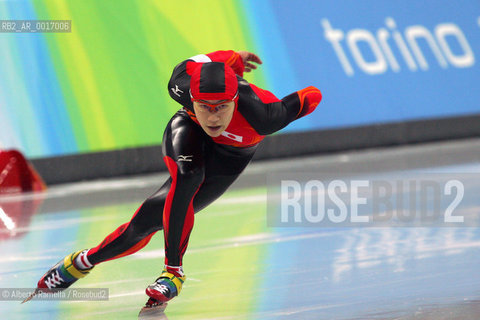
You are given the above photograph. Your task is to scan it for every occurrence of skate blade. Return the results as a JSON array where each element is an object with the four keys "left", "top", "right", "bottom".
[
  {"left": 138, "top": 301, "right": 168, "bottom": 319},
  {"left": 21, "top": 289, "right": 39, "bottom": 304}
]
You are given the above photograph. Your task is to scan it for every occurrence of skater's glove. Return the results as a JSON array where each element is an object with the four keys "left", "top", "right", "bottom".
[
  {"left": 236, "top": 51, "right": 263, "bottom": 74},
  {"left": 296, "top": 86, "right": 322, "bottom": 119}
]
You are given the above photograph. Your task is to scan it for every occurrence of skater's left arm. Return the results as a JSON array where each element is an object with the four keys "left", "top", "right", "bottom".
[
  {"left": 205, "top": 50, "right": 262, "bottom": 77},
  {"left": 238, "top": 83, "right": 322, "bottom": 135}
]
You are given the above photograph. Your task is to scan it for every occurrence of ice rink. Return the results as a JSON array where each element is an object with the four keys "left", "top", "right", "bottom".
[{"left": 1, "top": 139, "right": 480, "bottom": 320}]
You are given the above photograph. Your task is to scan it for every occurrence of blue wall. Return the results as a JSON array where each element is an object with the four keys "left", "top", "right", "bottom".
[{"left": 246, "top": 0, "right": 480, "bottom": 132}]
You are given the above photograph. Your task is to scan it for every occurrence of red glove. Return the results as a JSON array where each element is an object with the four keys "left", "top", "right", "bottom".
[{"left": 296, "top": 86, "right": 322, "bottom": 118}]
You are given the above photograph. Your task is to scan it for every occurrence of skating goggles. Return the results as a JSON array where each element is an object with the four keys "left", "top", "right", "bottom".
[{"left": 190, "top": 91, "right": 238, "bottom": 113}]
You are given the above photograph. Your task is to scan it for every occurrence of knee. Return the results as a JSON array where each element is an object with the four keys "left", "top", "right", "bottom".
[
  {"left": 127, "top": 217, "right": 163, "bottom": 238},
  {"left": 128, "top": 199, "right": 165, "bottom": 236}
]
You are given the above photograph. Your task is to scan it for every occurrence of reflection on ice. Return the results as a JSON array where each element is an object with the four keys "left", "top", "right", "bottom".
[{"left": 332, "top": 228, "right": 479, "bottom": 282}]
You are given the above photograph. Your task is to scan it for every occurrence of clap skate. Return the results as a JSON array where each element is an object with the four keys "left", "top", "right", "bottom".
[
  {"left": 22, "top": 250, "right": 93, "bottom": 303},
  {"left": 138, "top": 267, "right": 186, "bottom": 317}
]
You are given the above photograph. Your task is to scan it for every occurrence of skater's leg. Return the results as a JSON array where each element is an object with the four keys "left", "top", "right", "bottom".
[
  {"left": 164, "top": 142, "right": 257, "bottom": 266},
  {"left": 88, "top": 143, "right": 254, "bottom": 268},
  {"left": 86, "top": 179, "right": 171, "bottom": 265},
  {"left": 161, "top": 112, "right": 207, "bottom": 267},
  {"left": 145, "top": 143, "right": 256, "bottom": 302},
  {"left": 33, "top": 178, "right": 173, "bottom": 293},
  {"left": 87, "top": 111, "right": 207, "bottom": 266}
]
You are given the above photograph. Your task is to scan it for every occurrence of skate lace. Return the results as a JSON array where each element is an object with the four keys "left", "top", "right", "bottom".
[
  {"left": 153, "top": 283, "right": 170, "bottom": 295},
  {"left": 44, "top": 270, "right": 64, "bottom": 288}
]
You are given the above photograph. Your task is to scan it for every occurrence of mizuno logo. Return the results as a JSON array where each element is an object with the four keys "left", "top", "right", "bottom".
[
  {"left": 178, "top": 155, "right": 193, "bottom": 162},
  {"left": 171, "top": 84, "right": 184, "bottom": 97}
]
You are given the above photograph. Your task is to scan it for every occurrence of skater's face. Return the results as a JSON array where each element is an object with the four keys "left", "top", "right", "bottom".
[{"left": 193, "top": 99, "right": 235, "bottom": 137}]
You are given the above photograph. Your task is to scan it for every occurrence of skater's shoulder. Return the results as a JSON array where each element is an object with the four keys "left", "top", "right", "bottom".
[{"left": 237, "top": 80, "right": 281, "bottom": 108}]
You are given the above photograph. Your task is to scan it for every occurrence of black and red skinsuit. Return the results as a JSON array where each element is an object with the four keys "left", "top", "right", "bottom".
[{"left": 86, "top": 50, "right": 321, "bottom": 267}]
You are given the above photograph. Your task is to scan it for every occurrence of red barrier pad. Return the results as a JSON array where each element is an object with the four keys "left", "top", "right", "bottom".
[{"left": 0, "top": 150, "right": 46, "bottom": 194}]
